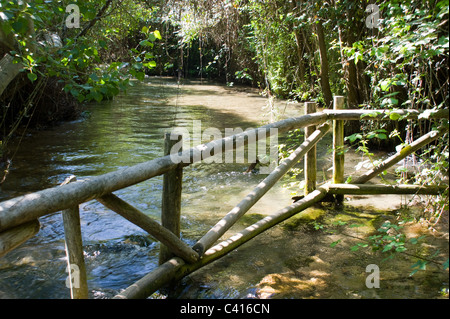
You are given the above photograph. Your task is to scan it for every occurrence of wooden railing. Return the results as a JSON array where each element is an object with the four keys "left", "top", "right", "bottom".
[{"left": 0, "top": 96, "right": 447, "bottom": 299}]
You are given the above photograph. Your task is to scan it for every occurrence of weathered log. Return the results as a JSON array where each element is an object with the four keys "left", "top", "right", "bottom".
[
  {"left": 0, "top": 219, "right": 40, "bottom": 258},
  {"left": 114, "top": 257, "right": 185, "bottom": 299},
  {"left": 0, "top": 113, "right": 326, "bottom": 232},
  {"left": 97, "top": 193, "right": 199, "bottom": 264},
  {"left": 192, "top": 122, "right": 331, "bottom": 256},
  {"left": 0, "top": 54, "right": 23, "bottom": 97},
  {"left": 292, "top": 192, "right": 336, "bottom": 203},
  {"left": 304, "top": 102, "right": 317, "bottom": 195},
  {"left": 61, "top": 175, "right": 88, "bottom": 299},
  {"left": 327, "top": 183, "right": 447, "bottom": 195},
  {"left": 159, "top": 133, "right": 183, "bottom": 265},
  {"left": 324, "top": 108, "right": 449, "bottom": 121},
  {"left": 0, "top": 0, "right": 35, "bottom": 97},
  {"left": 353, "top": 129, "right": 447, "bottom": 184}
]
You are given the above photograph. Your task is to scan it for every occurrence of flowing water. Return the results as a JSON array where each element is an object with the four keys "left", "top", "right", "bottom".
[{"left": 0, "top": 78, "right": 447, "bottom": 299}]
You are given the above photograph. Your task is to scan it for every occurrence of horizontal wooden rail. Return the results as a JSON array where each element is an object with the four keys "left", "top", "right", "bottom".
[
  {"left": 1, "top": 108, "right": 447, "bottom": 233},
  {"left": 193, "top": 121, "right": 331, "bottom": 256},
  {"left": 0, "top": 113, "right": 327, "bottom": 233},
  {"left": 324, "top": 108, "right": 449, "bottom": 121},
  {"left": 327, "top": 183, "right": 447, "bottom": 195}
]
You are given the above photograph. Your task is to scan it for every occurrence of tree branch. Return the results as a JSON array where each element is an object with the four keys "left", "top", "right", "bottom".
[{"left": 75, "top": 0, "right": 115, "bottom": 39}]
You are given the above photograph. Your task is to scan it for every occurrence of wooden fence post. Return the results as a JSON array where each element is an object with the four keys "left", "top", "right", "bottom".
[
  {"left": 61, "top": 175, "right": 89, "bottom": 299},
  {"left": 333, "top": 96, "right": 345, "bottom": 203},
  {"left": 159, "top": 133, "right": 183, "bottom": 265},
  {"left": 304, "top": 102, "right": 317, "bottom": 196}
]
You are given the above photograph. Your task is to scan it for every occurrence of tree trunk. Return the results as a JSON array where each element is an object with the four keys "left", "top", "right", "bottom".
[
  {"left": 290, "top": 0, "right": 306, "bottom": 87},
  {"left": 0, "top": 54, "right": 22, "bottom": 97},
  {"left": 315, "top": 19, "right": 333, "bottom": 109},
  {"left": 0, "top": 0, "right": 35, "bottom": 98}
]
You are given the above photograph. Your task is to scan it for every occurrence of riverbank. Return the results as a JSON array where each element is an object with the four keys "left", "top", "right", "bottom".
[{"left": 0, "top": 77, "right": 447, "bottom": 299}]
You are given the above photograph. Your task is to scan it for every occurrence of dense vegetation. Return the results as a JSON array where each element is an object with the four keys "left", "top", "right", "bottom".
[{"left": 1, "top": 1, "right": 448, "bottom": 216}]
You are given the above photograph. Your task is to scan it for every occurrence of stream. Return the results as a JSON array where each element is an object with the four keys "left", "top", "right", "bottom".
[{"left": 0, "top": 77, "right": 448, "bottom": 299}]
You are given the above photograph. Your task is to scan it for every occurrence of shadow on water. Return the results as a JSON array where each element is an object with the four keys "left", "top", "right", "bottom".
[{"left": 0, "top": 77, "right": 448, "bottom": 299}]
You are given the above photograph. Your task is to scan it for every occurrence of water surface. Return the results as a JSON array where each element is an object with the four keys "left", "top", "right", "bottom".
[{"left": 0, "top": 78, "right": 447, "bottom": 299}]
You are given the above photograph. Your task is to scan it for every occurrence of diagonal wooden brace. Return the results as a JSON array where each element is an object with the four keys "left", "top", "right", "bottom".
[{"left": 97, "top": 193, "right": 199, "bottom": 264}]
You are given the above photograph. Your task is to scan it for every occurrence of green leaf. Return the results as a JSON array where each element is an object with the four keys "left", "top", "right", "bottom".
[
  {"left": 27, "top": 73, "right": 37, "bottom": 82},
  {"left": 89, "top": 73, "right": 99, "bottom": 82},
  {"left": 382, "top": 98, "right": 398, "bottom": 106},
  {"left": 69, "top": 88, "right": 80, "bottom": 97},
  {"left": 139, "top": 40, "right": 152, "bottom": 47},
  {"left": 330, "top": 240, "right": 341, "bottom": 248},
  {"left": 382, "top": 243, "right": 394, "bottom": 252},
  {"left": 389, "top": 112, "right": 402, "bottom": 121},
  {"left": 345, "top": 133, "right": 363, "bottom": 143},
  {"left": 395, "top": 245, "right": 406, "bottom": 252},
  {"left": 12, "top": 18, "right": 27, "bottom": 33},
  {"left": 154, "top": 30, "right": 162, "bottom": 40},
  {"left": 361, "top": 111, "right": 380, "bottom": 118},
  {"left": 93, "top": 92, "right": 103, "bottom": 102},
  {"left": 77, "top": 94, "right": 86, "bottom": 103},
  {"left": 410, "top": 260, "right": 427, "bottom": 276},
  {"left": 133, "top": 63, "right": 143, "bottom": 70},
  {"left": 135, "top": 71, "right": 145, "bottom": 81},
  {"left": 380, "top": 80, "right": 391, "bottom": 91},
  {"left": 1, "top": 22, "right": 12, "bottom": 36}
]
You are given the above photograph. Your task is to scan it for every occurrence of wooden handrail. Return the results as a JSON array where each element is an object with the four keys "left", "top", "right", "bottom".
[
  {"left": 0, "top": 108, "right": 447, "bottom": 233},
  {"left": 0, "top": 112, "right": 327, "bottom": 233},
  {"left": 324, "top": 108, "right": 449, "bottom": 121},
  {"left": 0, "top": 103, "right": 447, "bottom": 299}
]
